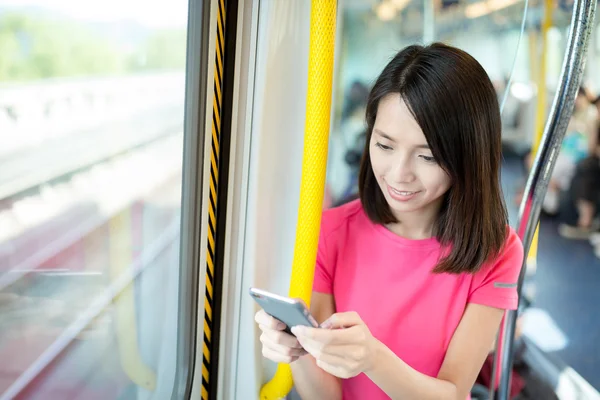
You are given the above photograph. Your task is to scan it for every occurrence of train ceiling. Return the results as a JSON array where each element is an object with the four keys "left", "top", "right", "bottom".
[{"left": 343, "top": 0, "right": 582, "bottom": 37}]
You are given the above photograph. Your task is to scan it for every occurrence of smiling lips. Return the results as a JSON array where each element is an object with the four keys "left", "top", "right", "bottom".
[{"left": 387, "top": 184, "right": 421, "bottom": 202}]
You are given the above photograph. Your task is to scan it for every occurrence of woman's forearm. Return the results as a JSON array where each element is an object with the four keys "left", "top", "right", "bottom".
[
  {"left": 291, "top": 355, "right": 342, "bottom": 400},
  {"left": 366, "top": 340, "right": 459, "bottom": 400}
]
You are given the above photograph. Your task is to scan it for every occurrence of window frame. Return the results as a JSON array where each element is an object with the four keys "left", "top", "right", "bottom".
[{"left": 171, "top": 0, "right": 212, "bottom": 397}]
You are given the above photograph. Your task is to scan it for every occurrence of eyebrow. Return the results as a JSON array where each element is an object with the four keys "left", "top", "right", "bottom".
[
  {"left": 373, "top": 129, "right": 395, "bottom": 142},
  {"left": 373, "top": 129, "right": 429, "bottom": 149}
]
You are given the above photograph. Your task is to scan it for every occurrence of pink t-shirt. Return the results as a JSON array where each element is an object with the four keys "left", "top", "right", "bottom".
[{"left": 312, "top": 199, "right": 524, "bottom": 399}]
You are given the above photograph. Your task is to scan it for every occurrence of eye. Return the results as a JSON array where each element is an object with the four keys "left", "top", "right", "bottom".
[
  {"left": 375, "top": 142, "right": 393, "bottom": 151},
  {"left": 419, "top": 155, "right": 437, "bottom": 163}
]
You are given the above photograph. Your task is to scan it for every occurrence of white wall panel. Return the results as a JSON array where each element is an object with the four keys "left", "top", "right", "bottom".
[{"left": 234, "top": 0, "right": 312, "bottom": 397}]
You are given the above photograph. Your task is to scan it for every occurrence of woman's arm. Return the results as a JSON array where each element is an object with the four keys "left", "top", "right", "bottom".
[
  {"left": 366, "top": 303, "right": 504, "bottom": 400},
  {"left": 294, "top": 303, "right": 504, "bottom": 400},
  {"left": 291, "top": 292, "right": 342, "bottom": 400}
]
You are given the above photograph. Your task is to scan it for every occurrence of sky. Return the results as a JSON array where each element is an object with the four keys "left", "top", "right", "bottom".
[{"left": 0, "top": 0, "right": 189, "bottom": 28}]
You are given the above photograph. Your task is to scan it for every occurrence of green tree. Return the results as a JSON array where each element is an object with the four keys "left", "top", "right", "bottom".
[
  {"left": 0, "top": 12, "right": 126, "bottom": 82},
  {"left": 0, "top": 12, "right": 188, "bottom": 82}
]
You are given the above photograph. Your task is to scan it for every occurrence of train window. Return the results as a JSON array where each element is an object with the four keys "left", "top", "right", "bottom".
[{"left": 0, "top": 1, "right": 196, "bottom": 399}]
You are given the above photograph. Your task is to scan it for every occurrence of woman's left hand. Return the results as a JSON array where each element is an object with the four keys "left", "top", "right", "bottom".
[{"left": 291, "top": 311, "right": 378, "bottom": 379}]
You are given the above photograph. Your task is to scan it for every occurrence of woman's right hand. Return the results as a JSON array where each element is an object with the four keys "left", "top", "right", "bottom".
[{"left": 255, "top": 309, "right": 308, "bottom": 364}]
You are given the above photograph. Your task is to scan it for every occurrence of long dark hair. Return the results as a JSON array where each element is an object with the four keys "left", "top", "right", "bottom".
[{"left": 358, "top": 43, "right": 508, "bottom": 274}]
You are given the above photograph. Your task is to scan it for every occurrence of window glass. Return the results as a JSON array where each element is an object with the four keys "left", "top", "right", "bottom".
[{"left": 0, "top": 1, "right": 189, "bottom": 398}]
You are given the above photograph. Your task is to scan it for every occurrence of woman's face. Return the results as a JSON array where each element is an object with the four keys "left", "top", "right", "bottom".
[{"left": 369, "top": 94, "right": 452, "bottom": 221}]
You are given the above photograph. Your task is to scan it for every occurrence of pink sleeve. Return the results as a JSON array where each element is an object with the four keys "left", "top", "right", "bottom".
[
  {"left": 468, "top": 228, "right": 524, "bottom": 310},
  {"left": 312, "top": 213, "right": 336, "bottom": 294}
]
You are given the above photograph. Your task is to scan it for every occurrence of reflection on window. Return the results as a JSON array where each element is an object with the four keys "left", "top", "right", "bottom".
[{"left": 0, "top": 1, "right": 188, "bottom": 399}]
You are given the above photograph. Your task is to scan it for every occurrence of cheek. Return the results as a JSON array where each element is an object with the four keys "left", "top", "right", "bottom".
[
  {"left": 439, "top": 176, "right": 452, "bottom": 193},
  {"left": 369, "top": 151, "right": 385, "bottom": 177},
  {"left": 422, "top": 168, "right": 451, "bottom": 192},
  {"left": 440, "top": 177, "right": 452, "bottom": 194}
]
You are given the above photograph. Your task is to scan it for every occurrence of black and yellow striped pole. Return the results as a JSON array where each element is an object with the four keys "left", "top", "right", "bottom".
[
  {"left": 201, "top": 0, "right": 225, "bottom": 395},
  {"left": 201, "top": 0, "right": 238, "bottom": 398}
]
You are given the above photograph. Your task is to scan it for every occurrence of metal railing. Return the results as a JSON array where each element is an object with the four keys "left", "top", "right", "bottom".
[{"left": 494, "top": 0, "right": 597, "bottom": 398}]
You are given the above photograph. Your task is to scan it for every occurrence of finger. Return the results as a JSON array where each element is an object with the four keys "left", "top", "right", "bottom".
[
  {"left": 311, "top": 342, "right": 367, "bottom": 361},
  {"left": 260, "top": 327, "right": 304, "bottom": 349},
  {"left": 293, "top": 325, "right": 364, "bottom": 345},
  {"left": 294, "top": 331, "right": 338, "bottom": 352},
  {"left": 255, "top": 310, "right": 286, "bottom": 330},
  {"left": 294, "top": 334, "right": 345, "bottom": 363},
  {"left": 294, "top": 334, "right": 320, "bottom": 356},
  {"left": 263, "top": 340, "right": 307, "bottom": 358},
  {"left": 321, "top": 312, "right": 362, "bottom": 329},
  {"left": 304, "top": 343, "right": 349, "bottom": 366},
  {"left": 296, "top": 334, "right": 363, "bottom": 361},
  {"left": 262, "top": 345, "right": 301, "bottom": 364},
  {"left": 262, "top": 338, "right": 307, "bottom": 358},
  {"left": 318, "top": 351, "right": 357, "bottom": 370}
]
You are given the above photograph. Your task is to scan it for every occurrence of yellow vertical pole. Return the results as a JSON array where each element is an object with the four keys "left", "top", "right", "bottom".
[
  {"left": 533, "top": 0, "right": 552, "bottom": 155},
  {"left": 527, "top": 0, "right": 552, "bottom": 270},
  {"left": 259, "top": 1, "right": 337, "bottom": 399},
  {"left": 529, "top": 31, "right": 538, "bottom": 94}
]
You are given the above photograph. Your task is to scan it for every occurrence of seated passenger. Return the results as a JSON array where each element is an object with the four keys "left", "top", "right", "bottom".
[
  {"left": 255, "top": 43, "right": 524, "bottom": 400},
  {"left": 558, "top": 128, "right": 600, "bottom": 239}
]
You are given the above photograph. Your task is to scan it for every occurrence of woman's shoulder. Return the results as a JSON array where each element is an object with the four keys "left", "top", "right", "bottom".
[
  {"left": 320, "top": 198, "right": 366, "bottom": 238},
  {"left": 467, "top": 226, "right": 523, "bottom": 310},
  {"left": 502, "top": 226, "right": 523, "bottom": 256},
  {"left": 477, "top": 226, "right": 524, "bottom": 277}
]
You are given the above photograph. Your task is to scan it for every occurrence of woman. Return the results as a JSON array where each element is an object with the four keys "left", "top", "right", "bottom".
[{"left": 256, "top": 43, "right": 523, "bottom": 399}]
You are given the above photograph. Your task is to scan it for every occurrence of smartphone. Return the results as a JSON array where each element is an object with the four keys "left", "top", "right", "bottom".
[{"left": 249, "top": 287, "right": 318, "bottom": 334}]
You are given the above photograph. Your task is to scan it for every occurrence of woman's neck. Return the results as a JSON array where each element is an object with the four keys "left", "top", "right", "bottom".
[{"left": 386, "top": 210, "right": 439, "bottom": 240}]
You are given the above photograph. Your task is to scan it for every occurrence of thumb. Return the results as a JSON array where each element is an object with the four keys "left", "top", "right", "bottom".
[{"left": 320, "top": 311, "right": 362, "bottom": 329}]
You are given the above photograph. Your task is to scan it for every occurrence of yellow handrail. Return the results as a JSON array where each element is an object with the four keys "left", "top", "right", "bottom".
[
  {"left": 259, "top": 1, "right": 337, "bottom": 399},
  {"left": 527, "top": 0, "right": 552, "bottom": 272}
]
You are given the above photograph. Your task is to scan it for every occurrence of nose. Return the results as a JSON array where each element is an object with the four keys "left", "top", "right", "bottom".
[{"left": 390, "top": 156, "right": 416, "bottom": 184}]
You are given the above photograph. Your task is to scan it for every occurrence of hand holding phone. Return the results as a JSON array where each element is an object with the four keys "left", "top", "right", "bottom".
[
  {"left": 251, "top": 288, "right": 318, "bottom": 364},
  {"left": 249, "top": 288, "right": 318, "bottom": 333}
]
